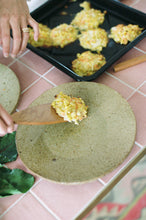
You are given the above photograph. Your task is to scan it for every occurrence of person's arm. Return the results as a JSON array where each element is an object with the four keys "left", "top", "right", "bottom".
[
  {"left": 0, "top": 0, "right": 39, "bottom": 58},
  {"left": 0, "top": 104, "right": 14, "bottom": 136}
]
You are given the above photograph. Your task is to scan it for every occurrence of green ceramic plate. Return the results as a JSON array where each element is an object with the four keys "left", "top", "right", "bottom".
[
  {"left": 16, "top": 82, "right": 136, "bottom": 184},
  {"left": 0, "top": 63, "right": 20, "bottom": 113}
]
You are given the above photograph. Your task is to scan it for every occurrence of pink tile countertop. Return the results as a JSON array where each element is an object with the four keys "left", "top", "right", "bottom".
[{"left": 0, "top": 0, "right": 146, "bottom": 220}]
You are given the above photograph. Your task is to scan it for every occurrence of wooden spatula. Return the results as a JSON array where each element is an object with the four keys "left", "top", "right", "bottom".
[
  {"left": 11, "top": 104, "right": 66, "bottom": 125},
  {"left": 113, "top": 54, "right": 146, "bottom": 72}
]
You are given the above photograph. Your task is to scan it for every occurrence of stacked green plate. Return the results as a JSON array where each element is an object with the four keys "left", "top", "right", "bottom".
[
  {"left": 0, "top": 63, "right": 20, "bottom": 113},
  {"left": 16, "top": 82, "right": 136, "bottom": 184}
]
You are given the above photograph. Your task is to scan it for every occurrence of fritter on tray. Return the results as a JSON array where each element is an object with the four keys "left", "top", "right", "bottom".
[
  {"left": 109, "top": 24, "right": 143, "bottom": 45},
  {"left": 28, "top": 23, "right": 53, "bottom": 47},
  {"left": 50, "top": 23, "right": 78, "bottom": 48},
  {"left": 72, "top": 51, "right": 106, "bottom": 77},
  {"left": 71, "top": 1, "right": 106, "bottom": 30},
  {"left": 79, "top": 28, "right": 108, "bottom": 52}
]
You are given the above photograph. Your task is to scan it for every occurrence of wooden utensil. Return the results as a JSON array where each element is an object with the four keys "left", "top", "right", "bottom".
[
  {"left": 11, "top": 104, "right": 65, "bottom": 125},
  {"left": 113, "top": 54, "right": 146, "bottom": 72}
]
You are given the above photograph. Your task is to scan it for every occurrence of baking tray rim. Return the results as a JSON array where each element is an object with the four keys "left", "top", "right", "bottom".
[{"left": 28, "top": 0, "right": 146, "bottom": 81}]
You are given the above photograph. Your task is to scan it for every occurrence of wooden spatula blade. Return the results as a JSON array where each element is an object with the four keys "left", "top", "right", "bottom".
[{"left": 11, "top": 104, "right": 65, "bottom": 125}]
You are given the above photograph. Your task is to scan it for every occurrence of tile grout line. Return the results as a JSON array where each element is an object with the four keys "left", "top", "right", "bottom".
[
  {"left": 7, "top": 58, "right": 18, "bottom": 67},
  {"left": 105, "top": 71, "right": 136, "bottom": 90},
  {"left": 136, "top": 80, "right": 146, "bottom": 94},
  {"left": 130, "top": 0, "right": 141, "bottom": 7},
  {"left": 17, "top": 56, "right": 56, "bottom": 79},
  {"left": 42, "top": 75, "right": 57, "bottom": 87},
  {"left": 134, "top": 46, "right": 146, "bottom": 54},
  {"left": 31, "top": 178, "right": 42, "bottom": 190},
  {"left": 73, "top": 147, "right": 145, "bottom": 219},
  {"left": 137, "top": 90, "right": 146, "bottom": 97},
  {"left": 0, "top": 175, "right": 42, "bottom": 219},
  {"left": 105, "top": 71, "right": 146, "bottom": 98},
  {"left": 42, "top": 66, "right": 55, "bottom": 77},
  {"left": 98, "top": 147, "right": 144, "bottom": 186},
  {"left": 97, "top": 178, "right": 107, "bottom": 186},
  {"left": 0, "top": 194, "right": 26, "bottom": 219},
  {"left": 135, "top": 141, "right": 145, "bottom": 149},
  {"left": 127, "top": 81, "right": 146, "bottom": 100},
  {"left": 21, "top": 77, "right": 42, "bottom": 94},
  {"left": 30, "top": 190, "right": 61, "bottom": 220},
  {"left": 16, "top": 59, "right": 43, "bottom": 77},
  {"left": 20, "top": 73, "right": 56, "bottom": 95},
  {"left": 15, "top": 57, "right": 57, "bottom": 85},
  {"left": 18, "top": 49, "right": 30, "bottom": 58},
  {"left": 73, "top": 184, "right": 104, "bottom": 220},
  {"left": 7, "top": 49, "right": 30, "bottom": 67},
  {"left": 76, "top": 145, "right": 145, "bottom": 218}
]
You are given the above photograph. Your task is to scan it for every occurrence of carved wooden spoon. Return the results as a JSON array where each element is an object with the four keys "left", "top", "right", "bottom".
[{"left": 11, "top": 104, "right": 66, "bottom": 125}]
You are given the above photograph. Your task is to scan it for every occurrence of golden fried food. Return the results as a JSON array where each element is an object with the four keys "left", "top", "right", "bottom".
[
  {"left": 51, "top": 91, "right": 88, "bottom": 124},
  {"left": 50, "top": 23, "right": 78, "bottom": 48},
  {"left": 72, "top": 51, "right": 106, "bottom": 76},
  {"left": 28, "top": 23, "right": 53, "bottom": 47},
  {"left": 71, "top": 1, "right": 106, "bottom": 30},
  {"left": 79, "top": 28, "right": 108, "bottom": 52},
  {"left": 109, "top": 24, "right": 143, "bottom": 45},
  {"left": 80, "top": 1, "right": 91, "bottom": 10}
]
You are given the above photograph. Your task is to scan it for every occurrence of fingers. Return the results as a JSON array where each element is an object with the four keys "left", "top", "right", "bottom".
[
  {"left": 0, "top": 118, "right": 13, "bottom": 136},
  {"left": 10, "top": 16, "right": 21, "bottom": 58},
  {"left": 0, "top": 16, "right": 39, "bottom": 58},
  {"left": 0, "top": 15, "right": 11, "bottom": 58},
  {"left": 28, "top": 17, "right": 39, "bottom": 42},
  {"left": 0, "top": 118, "right": 8, "bottom": 136},
  {"left": 10, "top": 15, "right": 39, "bottom": 57},
  {"left": 0, "top": 0, "right": 39, "bottom": 58},
  {"left": 18, "top": 16, "right": 39, "bottom": 55},
  {"left": 19, "top": 17, "right": 30, "bottom": 54},
  {"left": 0, "top": 105, "right": 14, "bottom": 136},
  {"left": 0, "top": 28, "right": 2, "bottom": 46}
]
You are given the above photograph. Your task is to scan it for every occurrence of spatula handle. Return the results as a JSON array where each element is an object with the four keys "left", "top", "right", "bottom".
[{"left": 113, "top": 54, "right": 146, "bottom": 72}]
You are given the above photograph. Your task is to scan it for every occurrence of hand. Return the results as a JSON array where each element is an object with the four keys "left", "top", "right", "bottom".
[
  {"left": 0, "top": 0, "right": 39, "bottom": 58},
  {"left": 0, "top": 104, "right": 14, "bottom": 136}
]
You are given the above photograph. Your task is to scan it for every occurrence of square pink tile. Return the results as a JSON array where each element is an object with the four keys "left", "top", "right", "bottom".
[
  {"left": 135, "top": 38, "right": 146, "bottom": 52},
  {"left": 119, "top": 0, "right": 137, "bottom": 6},
  {"left": 16, "top": 78, "right": 54, "bottom": 110},
  {"left": 0, "top": 194, "right": 23, "bottom": 216},
  {"left": 0, "top": 48, "right": 14, "bottom": 65},
  {"left": 1, "top": 193, "right": 56, "bottom": 220},
  {"left": 19, "top": 51, "right": 53, "bottom": 75},
  {"left": 107, "top": 49, "right": 145, "bottom": 89},
  {"left": 31, "top": 180, "right": 103, "bottom": 220},
  {"left": 133, "top": 0, "right": 146, "bottom": 13},
  {"left": 10, "top": 61, "right": 40, "bottom": 91},
  {"left": 138, "top": 82, "right": 146, "bottom": 95},
  {"left": 44, "top": 67, "right": 75, "bottom": 85},
  {"left": 128, "top": 91, "right": 146, "bottom": 146},
  {"left": 94, "top": 73, "right": 133, "bottom": 99},
  {"left": 104, "top": 155, "right": 146, "bottom": 205},
  {"left": 100, "top": 144, "right": 141, "bottom": 183}
]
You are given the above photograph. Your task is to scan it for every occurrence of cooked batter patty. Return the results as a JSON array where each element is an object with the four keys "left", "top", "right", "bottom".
[
  {"left": 28, "top": 23, "right": 53, "bottom": 47},
  {"left": 50, "top": 23, "right": 78, "bottom": 48},
  {"left": 79, "top": 28, "right": 108, "bottom": 52},
  {"left": 51, "top": 91, "right": 88, "bottom": 125},
  {"left": 72, "top": 51, "right": 106, "bottom": 76},
  {"left": 109, "top": 24, "right": 143, "bottom": 45},
  {"left": 71, "top": 2, "right": 106, "bottom": 31}
]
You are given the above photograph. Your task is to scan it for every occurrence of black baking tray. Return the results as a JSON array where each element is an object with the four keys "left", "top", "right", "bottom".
[{"left": 28, "top": 0, "right": 146, "bottom": 81}]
